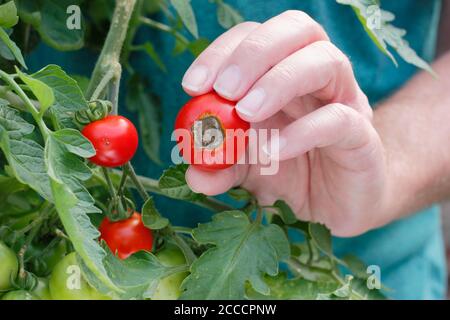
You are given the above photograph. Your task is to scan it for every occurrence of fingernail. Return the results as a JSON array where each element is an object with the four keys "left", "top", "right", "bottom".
[
  {"left": 213, "top": 64, "right": 241, "bottom": 98},
  {"left": 262, "top": 135, "right": 287, "bottom": 159},
  {"left": 236, "top": 88, "right": 266, "bottom": 117},
  {"left": 182, "top": 65, "right": 209, "bottom": 92}
]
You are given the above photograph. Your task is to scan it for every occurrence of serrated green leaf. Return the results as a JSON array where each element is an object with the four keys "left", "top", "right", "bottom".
[
  {"left": 0, "top": 104, "right": 34, "bottom": 139},
  {"left": 158, "top": 164, "right": 203, "bottom": 200},
  {"left": 69, "top": 75, "right": 90, "bottom": 95},
  {"left": 0, "top": 28, "right": 26, "bottom": 68},
  {"left": 170, "top": 0, "right": 198, "bottom": 38},
  {"left": 16, "top": 67, "right": 54, "bottom": 114},
  {"left": 246, "top": 273, "right": 339, "bottom": 300},
  {"left": 50, "top": 179, "right": 119, "bottom": 293},
  {"left": 336, "top": 0, "right": 434, "bottom": 74},
  {"left": 341, "top": 254, "right": 369, "bottom": 279},
  {"left": 46, "top": 129, "right": 117, "bottom": 293},
  {"left": 227, "top": 187, "right": 252, "bottom": 202},
  {"left": 273, "top": 200, "right": 297, "bottom": 225},
  {"left": 181, "top": 211, "right": 290, "bottom": 299},
  {"left": 216, "top": 1, "right": 243, "bottom": 29},
  {"left": 142, "top": 197, "right": 169, "bottom": 230},
  {"left": 46, "top": 132, "right": 91, "bottom": 182},
  {"left": 80, "top": 249, "right": 175, "bottom": 299},
  {"left": 0, "top": 1, "right": 19, "bottom": 28},
  {"left": 32, "top": 65, "right": 88, "bottom": 128},
  {"left": 51, "top": 128, "right": 95, "bottom": 158}
]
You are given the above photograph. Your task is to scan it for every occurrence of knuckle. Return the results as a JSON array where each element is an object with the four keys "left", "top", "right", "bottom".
[
  {"left": 329, "top": 103, "right": 358, "bottom": 128},
  {"left": 271, "top": 63, "right": 297, "bottom": 82},
  {"left": 207, "top": 43, "right": 235, "bottom": 59},
  {"left": 314, "top": 41, "right": 351, "bottom": 70},
  {"left": 239, "top": 33, "right": 271, "bottom": 56}
]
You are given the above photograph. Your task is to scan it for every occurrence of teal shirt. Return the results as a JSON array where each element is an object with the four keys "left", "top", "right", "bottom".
[{"left": 27, "top": 0, "right": 446, "bottom": 299}]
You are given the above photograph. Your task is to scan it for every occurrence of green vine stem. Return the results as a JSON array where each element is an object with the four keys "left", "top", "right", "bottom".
[
  {"left": 139, "top": 17, "right": 190, "bottom": 46},
  {"left": 125, "top": 162, "right": 150, "bottom": 201},
  {"left": 86, "top": 0, "right": 136, "bottom": 99}
]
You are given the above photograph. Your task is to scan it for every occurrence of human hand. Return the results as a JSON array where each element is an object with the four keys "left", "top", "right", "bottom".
[{"left": 181, "top": 11, "right": 387, "bottom": 237}]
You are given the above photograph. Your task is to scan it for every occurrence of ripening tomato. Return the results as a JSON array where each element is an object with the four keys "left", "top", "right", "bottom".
[
  {"left": 175, "top": 92, "right": 250, "bottom": 170},
  {"left": 81, "top": 115, "right": 138, "bottom": 167},
  {"left": 99, "top": 212, "right": 153, "bottom": 260},
  {"left": 0, "top": 241, "right": 18, "bottom": 291}
]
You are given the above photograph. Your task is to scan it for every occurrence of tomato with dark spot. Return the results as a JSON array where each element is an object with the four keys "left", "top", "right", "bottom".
[
  {"left": 99, "top": 212, "right": 153, "bottom": 259},
  {"left": 82, "top": 115, "right": 138, "bottom": 167},
  {"left": 174, "top": 92, "right": 250, "bottom": 170}
]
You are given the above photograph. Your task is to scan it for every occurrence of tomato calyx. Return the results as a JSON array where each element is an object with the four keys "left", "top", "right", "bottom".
[{"left": 74, "top": 99, "right": 112, "bottom": 125}]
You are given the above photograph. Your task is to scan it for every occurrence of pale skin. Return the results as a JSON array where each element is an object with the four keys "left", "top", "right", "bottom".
[{"left": 180, "top": 9, "right": 450, "bottom": 237}]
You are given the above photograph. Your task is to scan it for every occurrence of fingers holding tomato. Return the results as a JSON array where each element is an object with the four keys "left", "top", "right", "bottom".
[
  {"left": 175, "top": 92, "right": 250, "bottom": 170},
  {"left": 82, "top": 115, "right": 138, "bottom": 168}
]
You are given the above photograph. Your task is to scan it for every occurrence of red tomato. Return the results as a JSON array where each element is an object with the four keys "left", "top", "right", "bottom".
[
  {"left": 99, "top": 212, "right": 153, "bottom": 259},
  {"left": 174, "top": 92, "right": 250, "bottom": 170},
  {"left": 82, "top": 115, "right": 138, "bottom": 167}
]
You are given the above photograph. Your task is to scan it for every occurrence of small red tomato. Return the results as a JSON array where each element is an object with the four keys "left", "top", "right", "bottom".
[
  {"left": 82, "top": 115, "right": 138, "bottom": 167},
  {"left": 99, "top": 212, "right": 153, "bottom": 259},
  {"left": 174, "top": 92, "right": 250, "bottom": 170}
]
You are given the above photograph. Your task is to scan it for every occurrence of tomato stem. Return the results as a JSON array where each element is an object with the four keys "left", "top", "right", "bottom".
[
  {"left": 125, "top": 162, "right": 150, "bottom": 201},
  {"left": 172, "top": 233, "right": 197, "bottom": 265},
  {"left": 86, "top": 0, "right": 136, "bottom": 100},
  {"left": 90, "top": 68, "right": 115, "bottom": 101},
  {"left": 101, "top": 167, "right": 117, "bottom": 199},
  {"left": 172, "top": 226, "right": 193, "bottom": 235}
]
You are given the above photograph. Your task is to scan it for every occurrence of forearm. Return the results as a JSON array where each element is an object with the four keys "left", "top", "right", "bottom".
[{"left": 374, "top": 51, "right": 450, "bottom": 220}]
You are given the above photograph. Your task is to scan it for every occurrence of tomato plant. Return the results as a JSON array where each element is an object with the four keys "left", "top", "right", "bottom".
[
  {"left": 0, "top": 241, "right": 18, "bottom": 291},
  {"left": 99, "top": 212, "right": 153, "bottom": 260},
  {"left": 0, "top": 0, "right": 392, "bottom": 301},
  {"left": 82, "top": 115, "right": 139, "bottom": 168},
  {"left": 175, "top": 92, "right": 250, "bottom": 170}
]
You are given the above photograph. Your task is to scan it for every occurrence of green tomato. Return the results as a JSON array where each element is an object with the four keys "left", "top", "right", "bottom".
[
  {"left": 2, "top": 290, "right": 39, "bottom": 300},
  {"left": 152, "top": 244, "right": 189, "bottom": 300},
  {"left": 41, "top": 241, "right": 67, "bottom": 274},
  {"left": 0, "top": 241, "right": 18, "bottom": 291},
  {"left": 32, "top": 277, "right": 52, "bottom": 300},
  {"left": 49, "top": 253, "right": 111, "bottom": 300}
]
